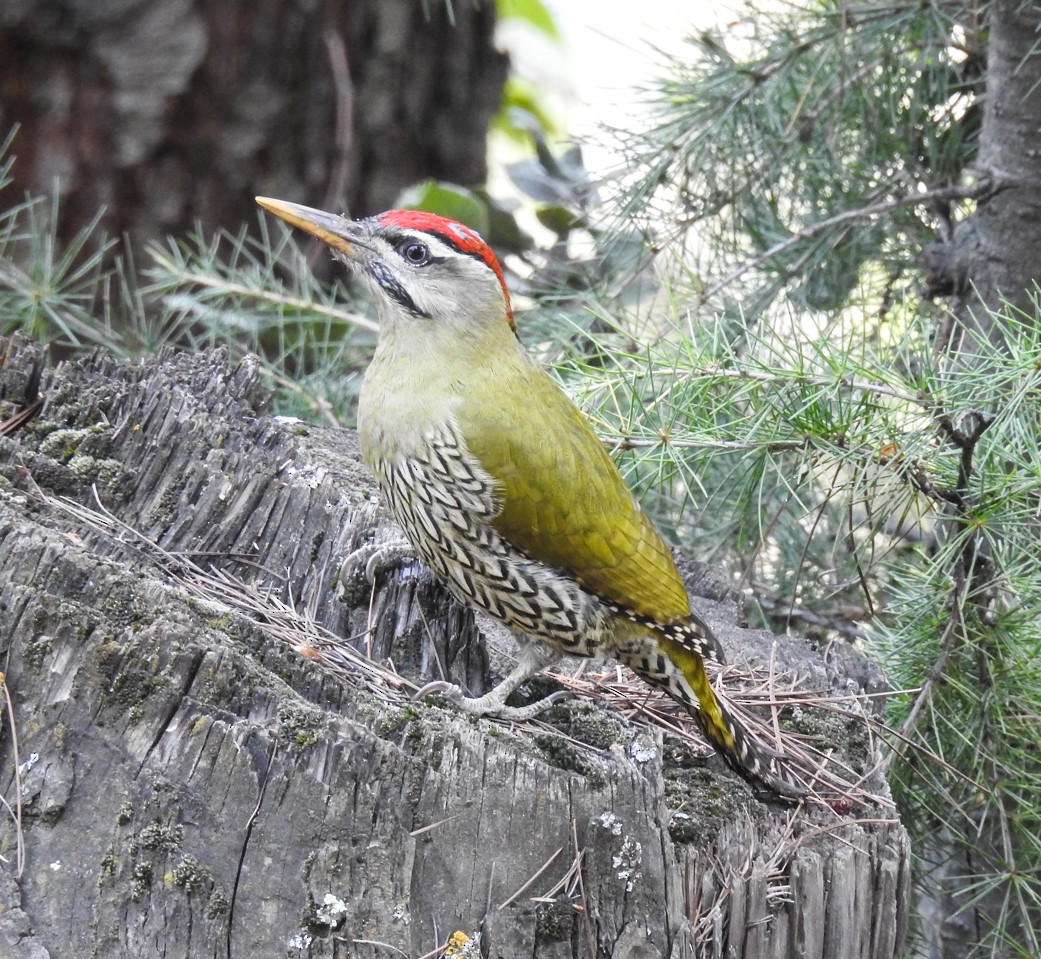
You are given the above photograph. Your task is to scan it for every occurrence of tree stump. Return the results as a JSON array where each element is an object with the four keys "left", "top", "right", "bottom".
[{"left": 0, "top": 334, "right": 910, "bottom": 958}]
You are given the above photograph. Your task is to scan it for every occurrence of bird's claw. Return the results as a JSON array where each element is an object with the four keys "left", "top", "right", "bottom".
[
  {"left": 413, "top": 680, "right": 569, "bottom": 722},
  {"left": 339, "top": 537, "right": 416, "bottom": 587},
  {"left": 413, "top": 680, "right": 460, "bottom": 701}
]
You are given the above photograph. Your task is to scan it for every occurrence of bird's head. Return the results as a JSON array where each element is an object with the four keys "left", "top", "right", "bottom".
[{"left": 256, "top": 198, "right": 514, "bottom": 342}]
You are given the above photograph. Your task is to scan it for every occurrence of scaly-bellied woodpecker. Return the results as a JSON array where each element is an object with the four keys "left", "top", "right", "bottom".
[{"left": 257, "top": 197, "right": 801, "bottom": 798}]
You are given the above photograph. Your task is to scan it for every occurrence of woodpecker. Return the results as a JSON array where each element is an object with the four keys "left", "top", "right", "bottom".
[{"left": 256, "top": 196, "right": 802, "bottom": 798}]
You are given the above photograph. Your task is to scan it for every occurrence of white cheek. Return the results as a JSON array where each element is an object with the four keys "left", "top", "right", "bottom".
[{"left": 413, "top": 277, "right": 457, "bottom": 317}]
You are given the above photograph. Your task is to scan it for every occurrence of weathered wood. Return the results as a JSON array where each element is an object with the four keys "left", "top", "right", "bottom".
[{"left": 0, "top": 334, "right": 910, "bottom": 958}]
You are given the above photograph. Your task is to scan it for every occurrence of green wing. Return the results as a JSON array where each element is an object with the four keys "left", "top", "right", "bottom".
[{"left": 458, "top": 362, "right": 691, "bottom": 624}]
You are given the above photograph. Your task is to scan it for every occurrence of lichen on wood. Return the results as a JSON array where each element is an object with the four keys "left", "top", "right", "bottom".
[{"left": 0, "top": 334, "right": 909, "bottom": 958}]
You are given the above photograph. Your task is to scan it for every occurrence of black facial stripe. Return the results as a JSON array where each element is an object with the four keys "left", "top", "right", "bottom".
[
  {"left": 403, "top": 250, "right": 448, "bottom": 268},
  {"left": 367, "top": 261, "right": 430, "bottom": 318},
  {"left": 415, "top": 230, "right": 489, "bottom": 269},
  {"left": 386, "top": 228, "right": 479, "bottom": 270}
]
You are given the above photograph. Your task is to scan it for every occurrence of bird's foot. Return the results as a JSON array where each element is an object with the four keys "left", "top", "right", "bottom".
[
  {"left": 339, "top": 535, "right": 416, "bottom": 587},
  {"left": 414, "top": 680, "right": 569, "bottom": 722}
]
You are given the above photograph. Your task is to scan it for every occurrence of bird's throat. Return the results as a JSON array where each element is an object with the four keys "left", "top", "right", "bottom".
[{"left": 358, "top": 322, "right": 533, "bottom": 466}]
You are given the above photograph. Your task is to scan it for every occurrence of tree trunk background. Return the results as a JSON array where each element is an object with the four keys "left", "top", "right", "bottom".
[
  {"left": 0, "top": 333, "right": 909, "bottom": 959},
  {"left": 919, "top": 4, "right": 1041, "bottom": 955},
  {"left": 0, "top": 0, "right": 506, "bottom": 253},
  {"left": 965, "top": 0, "right": 1041, "bottom": 327},
  {"left": 930, "top": 0, "right": 1041, "bottom": 348}
]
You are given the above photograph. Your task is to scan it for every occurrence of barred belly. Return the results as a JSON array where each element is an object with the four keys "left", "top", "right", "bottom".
[{"left": 368, "top": 425, "right": 609, "bottom": 655}]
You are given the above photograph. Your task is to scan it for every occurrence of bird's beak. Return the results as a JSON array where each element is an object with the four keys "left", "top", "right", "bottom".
[{"left": 255, "top": 197, "right": 360, "bottom": 258}]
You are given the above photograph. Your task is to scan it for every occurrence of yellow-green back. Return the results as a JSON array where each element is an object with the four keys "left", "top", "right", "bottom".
[{"left": 457, "top": 356, "right": 692, "bottom": 625}]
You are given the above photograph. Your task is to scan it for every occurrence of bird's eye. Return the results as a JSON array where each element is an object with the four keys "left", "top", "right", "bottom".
[{"left": 398, "top": 241, "right": 431, "bottom": 266}]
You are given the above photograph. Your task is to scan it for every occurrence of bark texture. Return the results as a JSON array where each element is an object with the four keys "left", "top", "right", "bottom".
[
  {"left": 0, "top": 334, "right": 910, "bottom": 958},
  {"left": 0, "top": 0, "right": 507, "bottom": 252},
  {"left": 954, "top": 0, "right": 1041, "bottom": 341}
]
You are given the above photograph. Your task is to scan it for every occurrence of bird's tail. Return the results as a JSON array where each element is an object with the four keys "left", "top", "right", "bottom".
[{"left": 617, "top": 629, "right": 804, "bottom": 799}]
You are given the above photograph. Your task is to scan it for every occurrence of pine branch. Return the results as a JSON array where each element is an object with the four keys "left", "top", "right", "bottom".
[{"left": 703, "top": 183, "right": 985, "bottom": 302}]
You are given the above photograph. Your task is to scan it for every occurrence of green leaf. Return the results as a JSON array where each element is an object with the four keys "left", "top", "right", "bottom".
[
  {"left": 495, "top": 0, "right": 561, "bottom": 42},
  {"left": 491, "top": 78, "right": 560, "bottom": 143},
  {"left": 507, "top": 159, "right": 571, "bottom": 204},
  {"left": 535, "top": 205, "right": 577, "bottom": 236},
  {"left": 392, "top": 181, "right": 490, "bottom": 236},
  {"left": 474, "top": 189, "right": 534, "bottom": 253}
]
